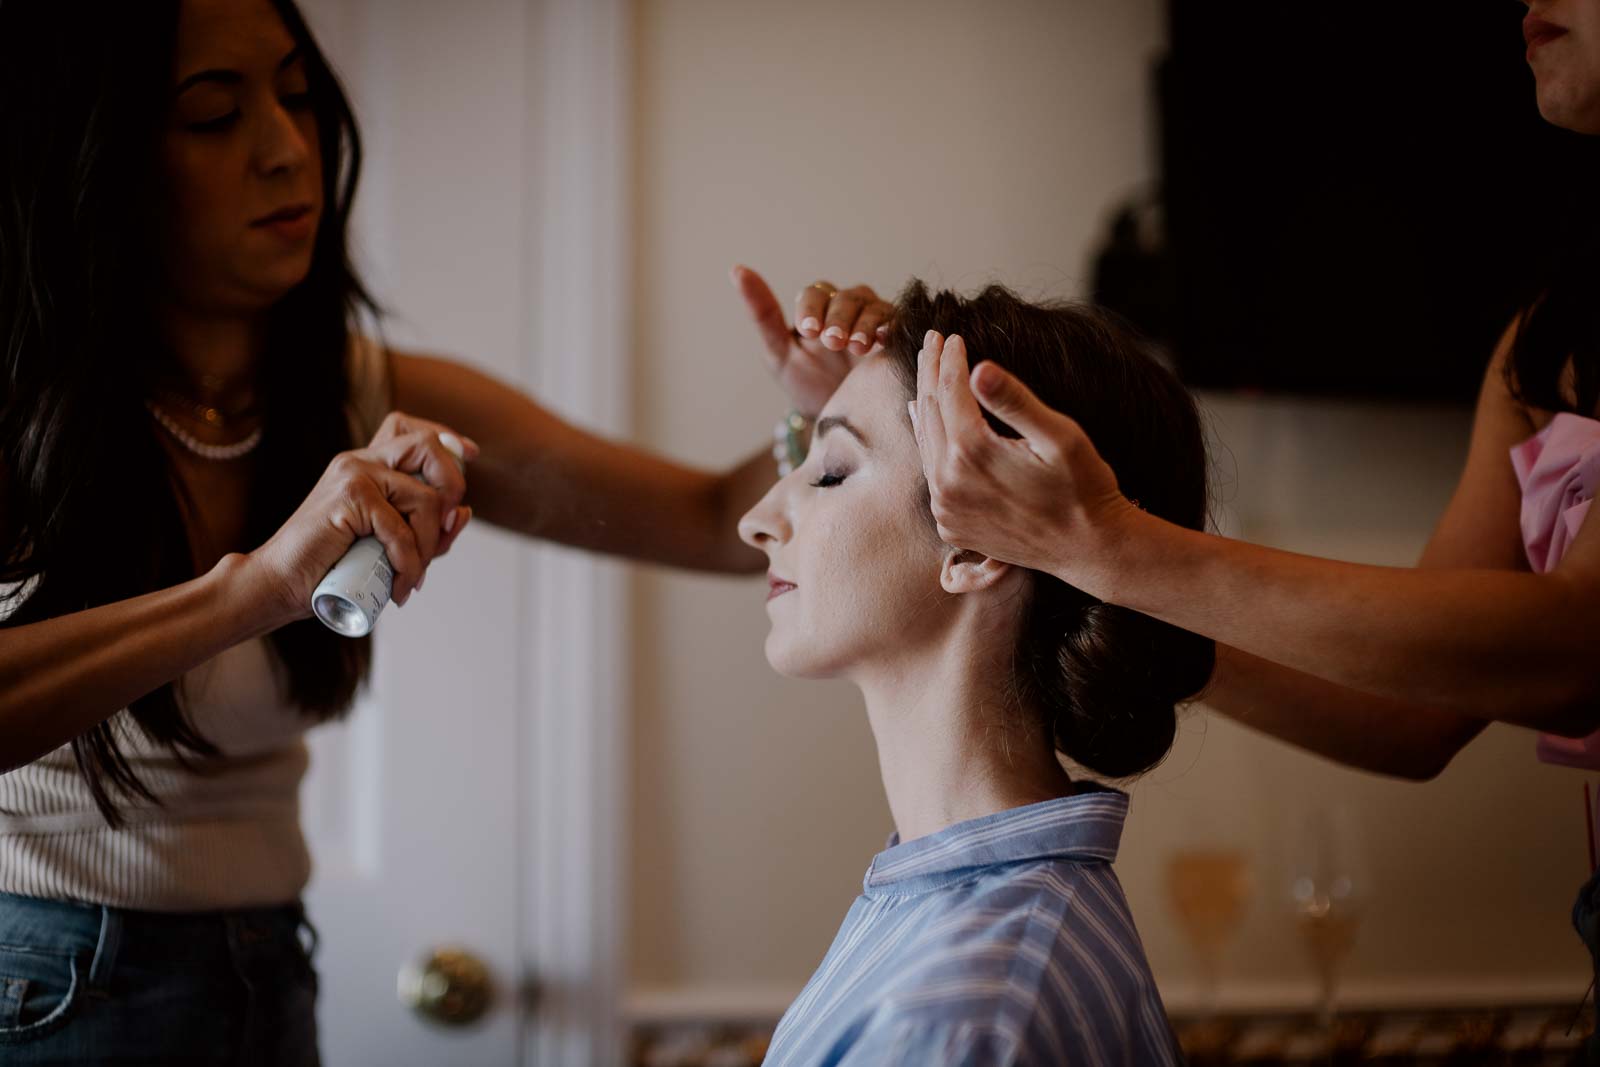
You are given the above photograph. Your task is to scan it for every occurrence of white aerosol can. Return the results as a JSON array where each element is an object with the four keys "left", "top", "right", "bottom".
[{"left": 312, "top": 434, "right": 465, "bottom": 638}]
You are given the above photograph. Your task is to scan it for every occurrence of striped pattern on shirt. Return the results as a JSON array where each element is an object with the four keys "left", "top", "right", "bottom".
[{"left": 763, "top": 790, "right": 1181, "bottom": 1067}]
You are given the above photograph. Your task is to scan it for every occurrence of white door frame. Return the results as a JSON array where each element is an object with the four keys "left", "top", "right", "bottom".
[
  {"left": 517, "top": 2, "right": 632, "bottom": 1064},
  {"left": 305, "top": 1, "right": 632, "bottom": 1063}
]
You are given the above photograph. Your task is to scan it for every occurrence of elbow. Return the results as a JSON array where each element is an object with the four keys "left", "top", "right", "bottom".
[
  {"left": 1370, "top": 723, "right": 1481, "bottom": 783},
  {"left": 1382, "top": 750, "right": 1454, "bottom": 783},
  {"left": 1510, "top": 672, "right": 1600, "bottom": 738}
]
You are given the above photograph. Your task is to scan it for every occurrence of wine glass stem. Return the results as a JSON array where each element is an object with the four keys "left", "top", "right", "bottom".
[{"left": 1197, "top": 955, "right": 1220, "bottom": 1019}]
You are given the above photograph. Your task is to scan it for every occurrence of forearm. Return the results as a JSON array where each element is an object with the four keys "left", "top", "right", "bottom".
[
  {"left": 1084, "top": 510, "right": 1598, "bottom": 729},
  {"left": 466, "top": 430, "right": 768, "bottom": 573},
  {"left": 1205, "top": 644, "right": 1486, "bottom": 780},
  {"left": 0, "top": 555, "right": 278, "bottom": 772},
  {"left": 398, "top": 354, "right": 769, "bottom": 573}
]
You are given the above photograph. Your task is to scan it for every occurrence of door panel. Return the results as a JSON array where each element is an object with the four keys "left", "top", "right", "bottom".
[{"left": 299, "top": 2, "right": 533, "bottom": 1063}]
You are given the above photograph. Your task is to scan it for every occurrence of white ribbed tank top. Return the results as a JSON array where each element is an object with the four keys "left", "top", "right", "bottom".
[{"left": 0, "top": 335, "right": 391, "bottom": 911}]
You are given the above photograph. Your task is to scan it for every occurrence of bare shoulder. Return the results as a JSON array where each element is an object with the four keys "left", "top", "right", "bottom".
[
  {"left": 389, "top": 348, "right": 558, "bottom": 437},
  {"left": 1419, "top": 318, "right": 1538, "bottom": 571}
]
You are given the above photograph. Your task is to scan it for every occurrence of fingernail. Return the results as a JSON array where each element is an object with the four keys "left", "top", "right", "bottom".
[
  {"left": 416, "top": 572, "right": 426, "bottom": 592},
  {"left": 907, "top": 400, "right": 919, "bottom": 430},
  {"left": 439, "top": 432, "right": 464, "bottom": 462},
  {"left": 822, "top": 326, "right": 846, "bottom": 347},
  {"left": 800, "top": 316, "right": 821, "bottom": 335},
  {"left": 923, "top": 329, "right": 938, "bottom": 348},
  {"left": 850, "top": 331, "right": 869, "bottom": 348},
  {"left": 444, "top": 508, "right": 458, "bottom": 534}
]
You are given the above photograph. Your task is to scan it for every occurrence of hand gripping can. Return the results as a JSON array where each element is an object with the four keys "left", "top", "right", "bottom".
[{"left": 312, "top": 433, "right": 466, "bottom": 637}]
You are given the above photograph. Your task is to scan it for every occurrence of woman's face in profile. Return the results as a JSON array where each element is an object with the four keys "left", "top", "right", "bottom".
[
  {"left": 1525, "top": 0, "right": 1600, "bottom": 133},
  {"left": 738, "top": 357, "right": 952, "bottom": 680},
  {"left": 161, "top": 0, "right": 323, "bottom": 314}
]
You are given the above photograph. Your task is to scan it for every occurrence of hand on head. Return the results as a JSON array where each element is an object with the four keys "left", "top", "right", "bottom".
[
  {"left": 911, "top": 329, "right": 1135, "bottom": 592},
  {"left": 732, "top": 265, "right": 895, "bottom": 417}
]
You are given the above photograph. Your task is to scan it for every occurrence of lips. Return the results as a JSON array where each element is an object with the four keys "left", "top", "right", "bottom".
[
  {"left": 251, "top": 203, "right": 314, "bottom": 227},
  {"left": 767, "top": 573, "right": 796, "bottom": 602},
  {"left": 1524, "top": 15, "right": 1568, "bottom": 55}
]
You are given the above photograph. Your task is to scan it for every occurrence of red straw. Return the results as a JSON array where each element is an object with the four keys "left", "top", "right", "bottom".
[{"left": 1586, "top": 782, "right": 1596, "bottom": 874}]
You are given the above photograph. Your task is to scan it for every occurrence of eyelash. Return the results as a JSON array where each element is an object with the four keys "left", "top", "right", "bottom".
[
  {"left": 188, "top": 112, "right": 239, "bottom": 133},
  {"left": 186, "top": 93, "right": 313, "bottom": 134},
  {"left": 809, "top": 471, "right": 848, "bottom": 489}
]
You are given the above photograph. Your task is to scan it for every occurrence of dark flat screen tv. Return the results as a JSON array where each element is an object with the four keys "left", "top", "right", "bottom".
[{"left": 1145, "top": 1, "right": 1600, "bottom": 402}]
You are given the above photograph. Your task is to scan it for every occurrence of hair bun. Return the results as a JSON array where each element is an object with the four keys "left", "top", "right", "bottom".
[{"left": 1045, "top": 600, "right": 1214, "bottom": 779}]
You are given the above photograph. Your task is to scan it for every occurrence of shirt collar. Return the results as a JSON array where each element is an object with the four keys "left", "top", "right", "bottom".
[{"left": 863, "top": 788, "right": 1128, "bottom": 896}]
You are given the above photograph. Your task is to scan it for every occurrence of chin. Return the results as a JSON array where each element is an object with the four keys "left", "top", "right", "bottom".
[
  {"left": 763, "top": 630, "right": 840, "bottom": 680},
  {"left": 1535, "top": 76, "right": 1600, "bottom": 134},
  {"left": 236, "top": 263, "right": 315, "bottom": 308}
]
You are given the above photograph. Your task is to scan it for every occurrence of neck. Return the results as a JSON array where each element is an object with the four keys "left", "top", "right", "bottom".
[
  {"left": 853, "top": 623, "right": 1076, "bottom": 844},
  {"left": 156, "top": 305, "right": 266, "bottom": 409}
]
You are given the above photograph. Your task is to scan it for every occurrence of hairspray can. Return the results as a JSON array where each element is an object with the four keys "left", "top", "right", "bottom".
[{"left": 312, "top": 433, "right": 465, "bottom": 637}]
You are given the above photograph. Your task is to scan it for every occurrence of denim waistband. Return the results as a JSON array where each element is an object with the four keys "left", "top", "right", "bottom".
[{"left": 0, "top": 891, "right": 315, "bottom": 991}]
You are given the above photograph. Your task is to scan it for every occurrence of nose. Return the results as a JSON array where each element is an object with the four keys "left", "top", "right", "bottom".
[
  {"left": 738, "top": 478, "right": 792, "bottom": 551},
  {"left": 254, "top": 97, "right": 315, "bottom": 179}
]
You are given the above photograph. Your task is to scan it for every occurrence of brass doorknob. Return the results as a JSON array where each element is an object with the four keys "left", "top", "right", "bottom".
[{"left": 398, "top": 947, "right": 494, "bottom": 1026}]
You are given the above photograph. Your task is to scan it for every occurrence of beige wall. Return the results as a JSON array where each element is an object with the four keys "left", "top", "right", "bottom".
[{"left": 627, "top": 0, "right": 1587, "bottom": 1007}]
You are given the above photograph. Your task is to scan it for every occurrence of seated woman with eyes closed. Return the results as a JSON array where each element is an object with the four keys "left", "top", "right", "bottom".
[{"left": 737, "top": 281, "right": 1213, "bottom": 1067}]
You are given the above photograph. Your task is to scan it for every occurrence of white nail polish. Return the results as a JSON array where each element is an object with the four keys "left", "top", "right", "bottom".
[{"left": 313, "top": 434, "right": 467, "bottom": 637}]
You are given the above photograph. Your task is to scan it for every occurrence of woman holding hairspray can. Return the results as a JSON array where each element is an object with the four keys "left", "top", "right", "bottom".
[{"left": 0, "top": 1, "right": 881, "bottom": 1061}]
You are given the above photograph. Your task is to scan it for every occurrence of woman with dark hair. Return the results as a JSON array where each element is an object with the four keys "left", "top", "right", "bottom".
[
  {"left": 0, "top": 0, "right": 880, "bottom": 1060},
  {"left": 738, "top": 282, "right": 1211, "bottom": 1066},
  {"left": 911, "top": 0, "right": 1600, "bottom": 1047}
]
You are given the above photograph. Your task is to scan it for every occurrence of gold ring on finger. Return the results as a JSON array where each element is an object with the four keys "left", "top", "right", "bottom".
[{"left": 809, "top": 282, "right": 838, "bottom": 297}]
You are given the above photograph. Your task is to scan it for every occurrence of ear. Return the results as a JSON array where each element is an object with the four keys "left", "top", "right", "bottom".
[{"left": 939, "top": 550, "right": 1015, "bottom": 595}]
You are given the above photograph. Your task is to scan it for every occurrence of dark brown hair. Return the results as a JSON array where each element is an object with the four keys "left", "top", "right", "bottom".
[
  {"left": 884, "top": 281, "right": 1215, "bottom": 778},
  {"left": 0, "top": 0, "right": 375, "bottom": 824},
  {"left": 1506, "top": 229, "right": 1600, "bottom": 417}
]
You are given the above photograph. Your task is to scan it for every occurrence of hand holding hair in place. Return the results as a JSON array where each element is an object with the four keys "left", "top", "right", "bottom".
[
  {"left": 913, "top": 327, "right": 1600, "bottom": 737},
  {"left": 908, "top": 331, "right": 1138, "bottom": 599}
]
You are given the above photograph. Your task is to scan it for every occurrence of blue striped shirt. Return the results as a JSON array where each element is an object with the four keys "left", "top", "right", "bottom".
[{"left": 763, "top": 790, "right": 1182, "bottom": 1067}]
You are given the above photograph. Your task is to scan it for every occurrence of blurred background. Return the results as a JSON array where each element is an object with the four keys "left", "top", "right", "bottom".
[{"left": 297, "top": 1, "right": 1592, "bottom": 1063}]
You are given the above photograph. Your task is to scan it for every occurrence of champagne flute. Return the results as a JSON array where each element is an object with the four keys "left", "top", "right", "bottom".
[
  {"left": 1167, "top": 848, "right": 1254, "bottom": 1016},
  {"left": 1287, "top": 807, "right": 1369, "bottom": 1033}
]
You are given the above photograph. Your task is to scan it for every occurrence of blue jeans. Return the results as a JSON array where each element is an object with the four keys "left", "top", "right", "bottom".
[{"left": 0, "top": 891, "right": 320, "bottom": 1065}]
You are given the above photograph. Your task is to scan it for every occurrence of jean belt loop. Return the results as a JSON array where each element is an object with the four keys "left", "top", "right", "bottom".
[
  {"left": 88, "top": 905, "right": 123, "bottom": 990},
  {"left": 295, "top": 903, "right": 320, "bottom": 958}
]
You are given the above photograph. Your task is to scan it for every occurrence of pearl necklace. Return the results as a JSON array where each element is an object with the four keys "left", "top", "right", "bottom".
[{"left": 145, "top": 401, "right": 263, "bottom": 461}]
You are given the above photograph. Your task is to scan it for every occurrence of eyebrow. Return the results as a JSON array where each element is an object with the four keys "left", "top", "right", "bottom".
[
  {"left": 174, "top": 46, "right": 304, "bottom": 96},
  {"left": 815, "top": 415, "right": 868, "bottom": 448}
]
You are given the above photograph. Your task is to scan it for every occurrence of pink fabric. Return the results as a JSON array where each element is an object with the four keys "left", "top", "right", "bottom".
[{"left": 1510, "top": 412, "right": 1600, "bottom": 769}]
